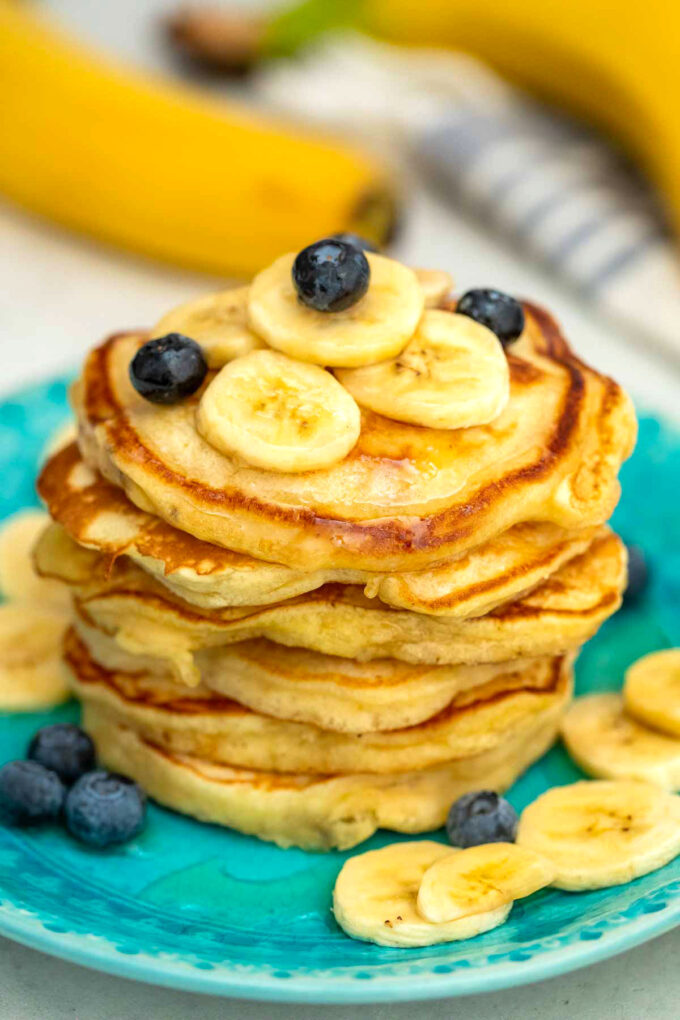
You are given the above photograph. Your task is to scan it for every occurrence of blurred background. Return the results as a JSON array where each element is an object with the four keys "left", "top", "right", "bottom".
[
  {"left": 1, "top": 0, "right": 679, "bottom": 415},
  {"left": 1, "top": 4, "right": 680, "bottom": 1014}
]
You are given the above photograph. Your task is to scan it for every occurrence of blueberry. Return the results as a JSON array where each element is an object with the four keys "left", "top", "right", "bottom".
[
  {"left": 457, "top": 289, "right": 525, "bottom": 346},
  {"left": 129, "top": 333, "right": 207, "bottom": 404},
  {"left": 0, "top": 760, "right": 65, "bottom": 826},
  {"left": 28, "top": 724, "right": 96, "bottom": 785},
  {"left": 329, "top": 232, "right": 379, "bottom": 253},
  {"left": 624, "top": 544, "right": 649, "bottom": 603},
  {"left": 292, "top": 239, "right": 370, "bottom": 313},
  {"left": 65, "top": 771, "right": 146, "bottom": 848},
  {"left": 446, "top": 791, "right": 518, "bottom": 848}
]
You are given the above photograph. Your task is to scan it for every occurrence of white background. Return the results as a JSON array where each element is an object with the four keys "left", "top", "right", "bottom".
[{"left": 1, "top": 2, "right": 679, "bottom": 1016}]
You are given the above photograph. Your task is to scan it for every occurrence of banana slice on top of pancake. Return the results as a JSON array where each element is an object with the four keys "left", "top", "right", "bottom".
[
  {"left": 247, "top": 252, "right": 424, "bottom": 367},
  {"left": 333, "top": 841, "right": 511, "bottom": 947},
  {"left": 196, "top": 349, "right": 361, "bottom": 472},
  {"left": 337, "top": 311, "right": 510, "bottom": 430},
  {"left": 152, "top": 286, "right": 265, "bottom": 368},
  {"left": 414, "top": 268, "right": 454, "bottom": 308}
]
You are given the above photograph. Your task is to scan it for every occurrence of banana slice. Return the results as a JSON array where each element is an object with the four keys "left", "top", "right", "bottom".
[
  {"left": 0, "top": 604, "right": 70, "bottom": 710},
  {"left": 414, "top": 268, "right": 454, "bottom": 308},
  {"left": 337, "top": 311, "right": 510, "bottom": 429},
  {"left": 0, "top": 510, "right": 71, "bottom": 611},
  {"left": 248, "top": 252, "right": 424, "bottom": 368},
  {"left": 196, "top": 349, "right": 361, "bottom": 473},
  {"left": 333, "top": 841, "right": 511, "bottom": 948},
  {"left": 517, "top": 780, "right": 680, "bottom": 890},
  {"left": 417, "top": 842, "right": 555, "bottom": 923},
  {"left": 152, "top": 287, "right": 265, "bottom": 368},
  {"left": 624, "top": 650, "right": 680, "bottom": 737},
  {"left": 561, "top": 693, "right": 680, "bottom": 790}
]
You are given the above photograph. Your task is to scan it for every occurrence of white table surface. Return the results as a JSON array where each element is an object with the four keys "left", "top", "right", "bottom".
[{"left": 1, "top": 3, "right": 679, "bottom": 1015}]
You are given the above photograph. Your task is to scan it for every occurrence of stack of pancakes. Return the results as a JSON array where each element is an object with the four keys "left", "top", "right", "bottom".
[{"left": 36, "top": 280, "right": 635, "bottom": 851}]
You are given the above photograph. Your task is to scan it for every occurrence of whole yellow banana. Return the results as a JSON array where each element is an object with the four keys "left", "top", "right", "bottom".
[
  {"left": 365, "top": 0, "right": 679, "bottom": 237},
  {"left": 0, "top": 0, "right": 394, "bottom": 277}
]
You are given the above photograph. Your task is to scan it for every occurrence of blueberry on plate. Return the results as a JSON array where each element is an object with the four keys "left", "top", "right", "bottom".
[
  {"left": 28, "top": 723, "right": 96, "bottom": 785},
  {"left": 129, "top": 333, "right": 207, "bottom": 404},
  {"left": 329, "top": 231, "right": 379, "bottom": 253},
  {"left": 446, "top": 790, "right": 518, "bottom": 848},
  {"left": 65, "top": 771, "right": 146, "bottom": 848},
  {"left": 624, "top": 544, "right": 649, "bottom": 603},
  {"left": 457, "top": 289, "right": 525, "bottom": 346},
  {"left": 0, "top": 760, "right": 65, "bottom": 826},
  {"left": 292, "top": 239, "right": 370, "bottom": 313}
]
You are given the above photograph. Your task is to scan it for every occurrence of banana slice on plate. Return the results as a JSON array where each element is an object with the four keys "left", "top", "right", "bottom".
[
  {"left": 0, "top": 604, "right": 70, "bottom": 710},
  {"left": 417, "top": 843, "right": 555, "bottom": 923},
  {"left": 414, "top": 268, "right": 454, "bottom": 308},
  {"left": 196, "top": 349, "right": 361, "bottom": 473},
  {"left": 624, "top": 649, "right": 680, "bottom": 737},
  {"left": 0, "top": 510, "right": 71, "bottom": 611},
  {"left": 561, "top": 693, "right": 680, "bottom": 789},
  {"left": 152, "top": 287, "right": 265, "bottom": 368},
  {"left": 517, "top": 780, "right": 680, "bottom": 890},
  {"left": 337, "top": 310, "right": 510, "bottom": 429},
  {"left": 248, "top": 253, "right": 424, "bottom": 368},
  {"left": 333, "top": 841, "right": 511, "bottom": 947}
]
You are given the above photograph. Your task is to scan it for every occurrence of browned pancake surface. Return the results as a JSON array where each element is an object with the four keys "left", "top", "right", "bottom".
[{"left": 73, "top": 304, "right": 636, "bottom": 570}]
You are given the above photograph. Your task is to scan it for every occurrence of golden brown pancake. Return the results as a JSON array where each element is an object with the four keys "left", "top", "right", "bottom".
[
  {"left": 39, "top": 268, "right": 633, "bottom": 852},
  {"left": 86, "top": 702, "right": 565, "bottom": 850},
  {"left": 75, "top": 617, "right": 565, "bottom": 734},
  {"left": 37, "top": 523, "right": 625, "bottom": 684},
  {"left": 72, "top": 304, "right": 636, "bottom": 571},
  {"left": 38, "top": 443, "right": 599, "bottom": 617},
  {"left": 67, "top": 627, "right": 571, "bottom": 774}
]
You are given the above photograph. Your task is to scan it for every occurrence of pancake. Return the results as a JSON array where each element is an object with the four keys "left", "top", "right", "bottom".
[
  {"left": 66, "top": 628, "right": 572, "bottom": 774},
  {"left": 38, "top": 444, "right": 599, "bottom": 617},
  {"left": 84, "top": 702, "right": 565, "bottom": 851},
  {"left": 73, "top": 303, "right": 636, "bottom": 572},
  {"left": 38, "top": 523, "right": 625, "bottom": 684},
  {"left": 76, "top": 619, "right": 564, "bottom": 733}
]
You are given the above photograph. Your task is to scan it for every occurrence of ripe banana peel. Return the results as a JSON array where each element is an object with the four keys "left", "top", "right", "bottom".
[
  {"left": 0, "top": 0, "right": 394, "bottom": 277},
  {"left": 363, "top": 0, "right": 679, "bottom": 236}
]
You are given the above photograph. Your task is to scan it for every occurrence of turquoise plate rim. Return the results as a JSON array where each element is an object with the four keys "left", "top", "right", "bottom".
[
  {"left": 1, "top": 375, "right": 679, "bottom": 1003},
  {"left": 1, "top": 883, "right": 680, "bottom": 1002}
]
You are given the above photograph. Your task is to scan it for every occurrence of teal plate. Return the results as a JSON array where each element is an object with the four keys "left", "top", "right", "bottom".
[{"left": 0, "top": 377, "right": 679, "bottom": 1003}]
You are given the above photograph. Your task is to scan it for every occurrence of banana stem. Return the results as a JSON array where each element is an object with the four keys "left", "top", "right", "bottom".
[{"left": 263, "top": 0, "right": 367, "bottom": 57}]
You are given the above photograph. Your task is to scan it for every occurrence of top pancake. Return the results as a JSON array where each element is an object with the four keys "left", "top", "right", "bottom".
[
  {"left": 38, "top": 442, "right": 599, "bottom": 617},
  {"left": 73, "top": 302, "right": 636, "bottom": 571}
]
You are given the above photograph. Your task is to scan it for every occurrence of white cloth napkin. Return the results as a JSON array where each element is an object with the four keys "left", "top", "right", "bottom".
[{"left": 254, "top": 35, "right": 680, "bottom": 363}]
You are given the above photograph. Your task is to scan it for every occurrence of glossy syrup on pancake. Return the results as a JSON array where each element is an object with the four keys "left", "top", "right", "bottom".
[{"left": 72, "top": 303, "right": 636, "bottom": 571}]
